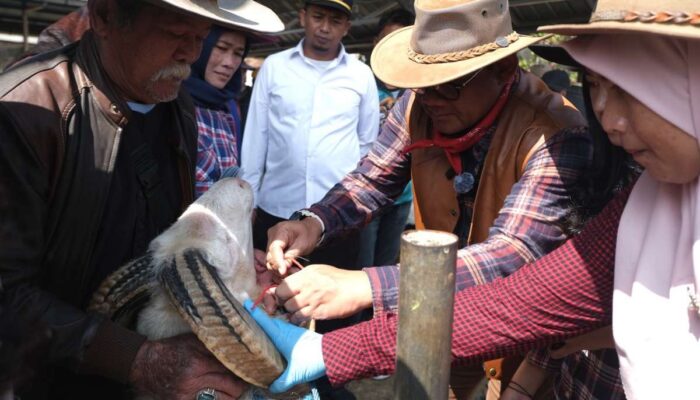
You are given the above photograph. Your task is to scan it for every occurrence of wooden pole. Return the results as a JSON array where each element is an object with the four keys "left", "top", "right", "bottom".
[{"left": 394, "top": 230, "right": 458, "bottom": 400}]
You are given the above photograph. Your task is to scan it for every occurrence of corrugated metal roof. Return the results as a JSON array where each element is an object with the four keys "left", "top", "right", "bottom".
[
  {"left": 0, "top": 0, "right": 594, "bottom": 56},
  {"left": 0, "top": 0, "right": 87, "bottom": 36}
]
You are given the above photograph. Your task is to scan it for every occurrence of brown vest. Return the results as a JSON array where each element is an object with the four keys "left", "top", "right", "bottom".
[{"left": 409, "top": 70, "right": 586, "bottom": 243}]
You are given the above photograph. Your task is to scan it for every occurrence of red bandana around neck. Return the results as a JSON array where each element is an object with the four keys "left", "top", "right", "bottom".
[{"left": 403, "top": 71, "right": 517, "bottom": 174}]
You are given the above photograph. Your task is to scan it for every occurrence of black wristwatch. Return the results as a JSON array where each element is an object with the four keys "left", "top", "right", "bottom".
[
  {"left": 289, "top": 210, "right": 307, "bottom": 221},
  {"left": 288, "top": 210, "right": 325, "bottom": 243}
]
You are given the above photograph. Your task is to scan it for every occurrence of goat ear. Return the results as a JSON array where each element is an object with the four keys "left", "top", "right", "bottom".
[
  {"left": 188, "top": 213, "right": 244, "bottom": 270},
  {"left": 184, "top": 212, "right": 224, "bottom": 240}
]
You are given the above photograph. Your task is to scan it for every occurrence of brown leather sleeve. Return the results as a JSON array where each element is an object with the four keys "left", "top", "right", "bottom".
[{"left": 0, "top": 104, "right": 94, "bottom": 372}]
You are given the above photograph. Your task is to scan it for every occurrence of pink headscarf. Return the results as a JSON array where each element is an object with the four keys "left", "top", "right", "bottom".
[{"left": 563, "top": 34, "right": 700, "bottom": 399}]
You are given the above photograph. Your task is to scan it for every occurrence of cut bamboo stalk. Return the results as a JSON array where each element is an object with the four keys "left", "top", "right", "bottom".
[{"left": 394, "top": 229, "right": 458, "bottom": 400}]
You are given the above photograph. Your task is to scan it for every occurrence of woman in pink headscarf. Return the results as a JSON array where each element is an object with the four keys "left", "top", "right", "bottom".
[
  {"left": 244, "top": 1, "right": 700, "bottom": 399},
  {"left": 504, "top": 28, "right": 700, "bottom": 400}
]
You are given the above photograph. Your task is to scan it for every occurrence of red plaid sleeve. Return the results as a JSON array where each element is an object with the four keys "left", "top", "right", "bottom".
[{"left": 322, "top": 186, "right": 631, "bottom": 386}]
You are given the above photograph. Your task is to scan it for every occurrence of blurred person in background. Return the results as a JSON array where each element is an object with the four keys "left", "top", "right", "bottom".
[
  {"left": 357, "top": 8, "right": 415, "bottom": 270},
  {"left": 241, "top": 0, "right": 379, "bottom": 325},
  {"left": 541, "top": 68, "right": 586, "bottom": 114},
  {"left": 184, "top": 26, "right": 250, "bottom": 198}
]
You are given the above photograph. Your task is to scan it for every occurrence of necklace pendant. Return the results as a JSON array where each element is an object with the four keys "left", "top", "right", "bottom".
[{"left": 453, "top": 172, "right": 475, "bottom": 194}]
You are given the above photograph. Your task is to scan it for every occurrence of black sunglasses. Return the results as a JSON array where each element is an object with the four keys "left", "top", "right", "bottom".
[{"left": 411, "top": 68, "right": 483, "bottom": 100}]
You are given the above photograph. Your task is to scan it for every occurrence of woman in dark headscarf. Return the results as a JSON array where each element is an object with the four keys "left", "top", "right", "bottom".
[{"left": 184, "top": 25, "right": 249, "bottom": 197}]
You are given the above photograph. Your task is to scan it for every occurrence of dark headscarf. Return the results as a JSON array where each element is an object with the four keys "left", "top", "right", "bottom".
[{"left": 184, "top": 26, "right": 249, "bottom": 111}]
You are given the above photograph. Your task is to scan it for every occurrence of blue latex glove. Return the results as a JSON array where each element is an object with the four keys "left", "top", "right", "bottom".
[{"left": 244, "top": 299, "right": 327, "bottom": 393}]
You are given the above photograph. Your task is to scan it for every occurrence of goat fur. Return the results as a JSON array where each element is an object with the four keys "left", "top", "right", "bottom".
[{"left": 136, "top": 177, "right": 258, "bottom": 340}]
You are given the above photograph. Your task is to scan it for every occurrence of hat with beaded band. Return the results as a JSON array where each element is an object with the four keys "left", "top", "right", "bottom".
[
  {"left": 371, "top": 0, "right": 549, "bottom": 89},
  {"left": 538, "top": 0, "right": 699, "bottom": 40}
]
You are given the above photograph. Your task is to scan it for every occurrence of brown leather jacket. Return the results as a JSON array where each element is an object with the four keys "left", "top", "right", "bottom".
[
  {"left": 409, "top": 69, "right": 588, "bottom": 392},
  {"left": 0, "top": 32, "right": 197, "bottom": 388},
  {"left": 410, "top": 70, "right": 587, "bottom": 242}
]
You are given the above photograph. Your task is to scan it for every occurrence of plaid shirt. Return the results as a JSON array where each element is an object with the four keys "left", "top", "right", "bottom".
[
  {"left": 527, "top": 348, "right": 625, "bottom": 400},
  {"left": 322, "top": 186, "right": 632, "bottom": 387},
  {"left": 195, "top": 106, "right": 240, "bottom": 198},
  {"left": 309, "top": 87, "right": 593, "bottom": 314}
]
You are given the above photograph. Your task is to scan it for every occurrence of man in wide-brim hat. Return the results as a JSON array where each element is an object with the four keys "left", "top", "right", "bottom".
[
  {"left": 260, "top": 0, "right": 607, "bottom": 398},
  {"left": 0, "top": 0, "right": 281, "bottom": 399}
]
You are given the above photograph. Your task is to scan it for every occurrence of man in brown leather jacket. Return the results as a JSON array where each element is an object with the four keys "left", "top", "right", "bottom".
[{"left": 0, "top": 0, "right": 279, "bottom": 398}]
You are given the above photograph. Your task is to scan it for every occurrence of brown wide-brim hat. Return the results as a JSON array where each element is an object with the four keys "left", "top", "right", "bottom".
[
  {"left": 372, "top": 0, "right": 548, "bottom": 89},
  {"left": 538, "top": 0, "right": 700, "bottom": 41},
  {"left": 149, "top": 0, "right": 284, "bottom": 33}
]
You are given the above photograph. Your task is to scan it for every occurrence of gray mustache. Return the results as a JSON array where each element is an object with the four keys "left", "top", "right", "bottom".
[{"left": 151, "top": 63, "right": 191, "bottom": 81}]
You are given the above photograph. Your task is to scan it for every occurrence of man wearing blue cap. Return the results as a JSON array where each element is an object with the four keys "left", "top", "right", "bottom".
[{"left": 242, "top": 0, "right": 379, "bottom": 304}]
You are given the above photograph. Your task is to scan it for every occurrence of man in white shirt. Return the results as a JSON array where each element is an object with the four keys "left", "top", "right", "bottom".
[{"left": 242, "top": 0, "right": 379, "bottom": 286}]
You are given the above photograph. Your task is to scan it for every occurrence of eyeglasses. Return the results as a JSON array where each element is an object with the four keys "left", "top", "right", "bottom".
[{"left": 411, "top": 68, "right": 484, "bottom": 101}]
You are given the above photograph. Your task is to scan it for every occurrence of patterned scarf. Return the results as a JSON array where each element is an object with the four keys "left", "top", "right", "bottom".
[{"left": 403, "top": 72, "right": 516, "bottom": 174}]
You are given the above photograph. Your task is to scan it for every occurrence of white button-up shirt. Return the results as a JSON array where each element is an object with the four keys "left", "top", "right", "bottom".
[{"left": 241, "top": 40, "right": 379, "bottom": 219}]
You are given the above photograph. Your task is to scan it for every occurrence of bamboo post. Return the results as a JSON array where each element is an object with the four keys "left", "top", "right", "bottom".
[{"left": 394, "top": 230, "right": 458, "bottom": 400}]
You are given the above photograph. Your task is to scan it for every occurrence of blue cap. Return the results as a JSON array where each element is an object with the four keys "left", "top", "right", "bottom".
[{"left": 306, "top": 0, "right": 353, "bottom": 16}]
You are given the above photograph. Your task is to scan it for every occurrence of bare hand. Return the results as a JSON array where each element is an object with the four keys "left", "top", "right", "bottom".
[
  {"left": 501, "top": 358, "right": 550, "bottom": 400},
  {"left": 254, "top": 249, "right": 281, "bottom": 314},
  {"left": 273, "top": 264, "right": 373, "bottom": 324},
  {"left": 255, "top": 249, "right": 281, "bottom": 288},
  {"left": 266, "top": 219, "right": 322, "bottom": 276},
  {"left": 254, "top": 248, "right": 267, "bottom": 273},
  {"left": 550, "top": 326, "right": 615, "bottom": 359},
  {"left": 500, "top": 387, "right": 532, "bottom": 400},
  {"left": 501, "top": 388, "right": 536, "bottom": 400},
  {"left": 129, "top": 334, "right": 247, "bottom": 400}
]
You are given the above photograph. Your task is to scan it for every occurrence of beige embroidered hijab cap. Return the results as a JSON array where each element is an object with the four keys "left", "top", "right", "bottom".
[
  {"left": 538, "top": 0, "right": 699, "bottom": 40},
  {"left": 147, "top": 0, "right": 284, "bottom": 33},
  {"left": 371, "top": 0, "right": 548, "bottom": 89}
]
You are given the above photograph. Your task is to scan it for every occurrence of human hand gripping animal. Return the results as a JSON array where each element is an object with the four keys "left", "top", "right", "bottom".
[{"left": 89, "top": 176, "right": 310, "bottom": 400}]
